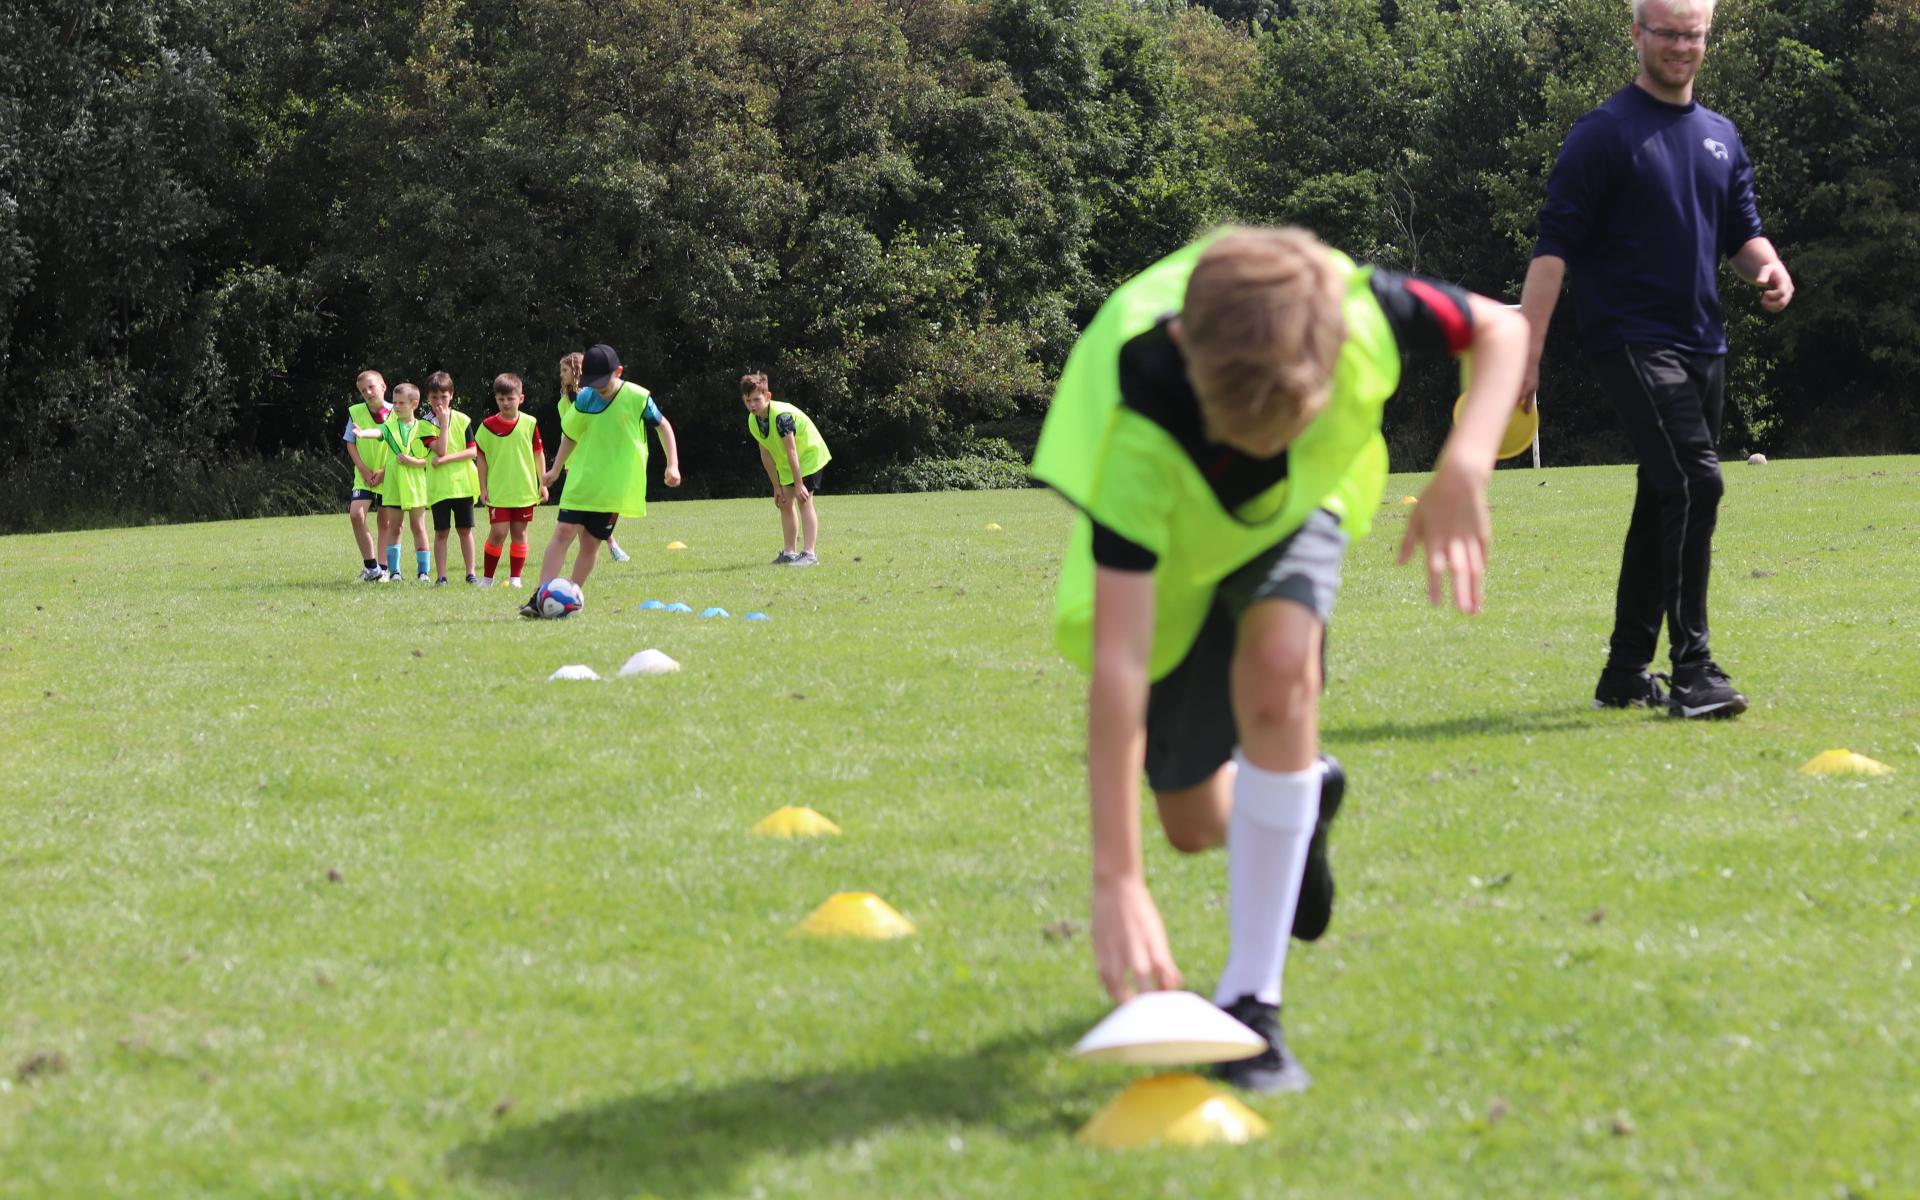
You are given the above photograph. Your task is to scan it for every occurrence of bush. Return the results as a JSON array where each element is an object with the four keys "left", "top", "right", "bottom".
[
  {"left": 859, "top": 438, "right": 1036, "bottom": 493},
  {"left": 0, "top": 450, "right": 341, "bottom": 533}
]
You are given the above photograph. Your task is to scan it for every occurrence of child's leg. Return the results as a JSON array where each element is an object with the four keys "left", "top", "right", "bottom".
[
  {"left": 408, "top": 509, "right": 430, "bottom": 577},
  {"left": 1210, "top": 597, "right": 1328, "bottom": 1014},
  {"left": 538, "top": 521, "right": 580, "bottom": 586},
  {"left": 797, "top": 490, "right": 819, "bottom": 554},
  {"left": 349, "top": 498, "right": 376, "bottom": 563},
  {"left": 509, "top": 521, "right": 530, "bottom": 582},
  {"left": 432, "top": 501, "right": 451, "bottom": 580},
  {"left": 777, "top": 492, "right": 798, "bottom": 554},
  {"left": 457, "top": 502, "right": 476, "bottom": 575},
  {"left": 379, "top": 507, "right": 401, "bottom": 576},
  {"left": 571, "top": 533, "right": 604, "bottom": 586},
  {"left": 484, "top": 519, "right": 508, "bottom": 579}
]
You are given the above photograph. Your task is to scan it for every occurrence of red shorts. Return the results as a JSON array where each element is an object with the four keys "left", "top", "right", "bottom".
[{"left": 488, "top": 506, "right": 536, "bottom": 525}]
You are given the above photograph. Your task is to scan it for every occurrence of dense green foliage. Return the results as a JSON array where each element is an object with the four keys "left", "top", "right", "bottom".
[{"left": 2, "top": 0, "right": 1915, "bottom": 529}]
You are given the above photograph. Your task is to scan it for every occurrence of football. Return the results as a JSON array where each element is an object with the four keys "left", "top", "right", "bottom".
[{"left": 535, "top": 577, "right": 584, "bottom": 619}]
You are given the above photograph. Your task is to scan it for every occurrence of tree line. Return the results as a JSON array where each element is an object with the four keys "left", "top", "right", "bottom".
[{"left": 2, "top": 0, "right": 1914, "bottom": 531}]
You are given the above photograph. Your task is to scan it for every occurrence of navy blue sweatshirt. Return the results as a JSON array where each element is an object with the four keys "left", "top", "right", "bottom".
[{"left": 1533, "top": 84, "right": 1764, "bottom": 356}]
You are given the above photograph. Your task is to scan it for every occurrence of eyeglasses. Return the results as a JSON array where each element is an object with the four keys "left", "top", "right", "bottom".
[{"left": 1638, "top": 22, "right": 1708, "bottom": 47}]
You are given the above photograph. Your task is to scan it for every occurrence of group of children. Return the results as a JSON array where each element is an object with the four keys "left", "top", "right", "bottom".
[{"left": 342, "top": 351, "right": 832, "bottom": 592}]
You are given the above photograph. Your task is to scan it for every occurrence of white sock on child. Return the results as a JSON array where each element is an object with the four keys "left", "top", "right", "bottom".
[{"left": 1212, "top": 751, "right": 1321, "bottom": 1008}]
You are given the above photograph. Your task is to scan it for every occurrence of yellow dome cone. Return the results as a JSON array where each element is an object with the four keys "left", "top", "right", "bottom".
[
  {"left": 1076, "top": 1072, "right": 1270, "bottom": 1149},
  {"left": 792, "top": 892, "right": 914, "bottom": 939},
  {"left": 1399, "top": 495, "right": 1418, "bottom": 506},
  {"left": 752, "top": 806, "right": 842, "bottom": 839},
  {"left": 1798, "top": 749, "right": 1893, "bottom": 777},
  {"left": 985, "top": 522, "right": 1003, "bottom": 530},
  {"left": 665, "top": 540, "right": 688, "bottom": 550}
]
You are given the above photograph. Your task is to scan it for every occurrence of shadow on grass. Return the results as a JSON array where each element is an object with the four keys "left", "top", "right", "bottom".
[
  {"left": 1328, "top": 707, "right": 1602, "bottom": 745},
  {"left": 449, "top": 1022, "right": 1084, "bottom": 1199}
]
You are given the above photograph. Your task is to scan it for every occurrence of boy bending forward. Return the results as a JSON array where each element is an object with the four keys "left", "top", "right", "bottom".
[{"left": 1031, "top": 227, "right": 1525, "bottom": 1092}]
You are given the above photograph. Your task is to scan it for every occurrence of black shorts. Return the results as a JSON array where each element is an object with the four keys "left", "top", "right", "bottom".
[
  {"left": 557, "top": 508, "right": 619, "bottom": 542},
  {"left": 431, "top": 497, "right": 476, "bottom": 531},
  {"left": 1144, "top": 509, "right": 1348, "bottom": 793},
  {"left": 800, "top": 470, "right": 823, "bottom": 492},
  {"left": 348, "top": 488, "right": 380, "bottom": 506}
]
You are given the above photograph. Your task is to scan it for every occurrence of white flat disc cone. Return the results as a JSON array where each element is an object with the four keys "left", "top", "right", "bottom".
[{"left": 1073, "top": 990, "right": 1266, "bottom": 1065}]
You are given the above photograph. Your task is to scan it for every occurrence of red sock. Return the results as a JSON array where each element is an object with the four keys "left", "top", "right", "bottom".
[
  {"left": 484, "top": 544, "right": 502, "bottom": 579},
  {"left": 509, "top": 546, "right": 527, "bottom": 580}
]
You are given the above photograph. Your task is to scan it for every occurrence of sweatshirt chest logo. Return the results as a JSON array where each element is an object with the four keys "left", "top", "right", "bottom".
[{"left": 1702, "top": 138, "right": 1729, "bottom": 161}]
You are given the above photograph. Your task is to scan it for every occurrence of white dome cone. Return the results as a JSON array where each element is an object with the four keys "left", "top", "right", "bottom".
[
  {"left": 619, "top": 649, "right": 681, "bottom": 677},
  {"left": 1073, "top": 990, "right": 1266, "bottom": 1065}
]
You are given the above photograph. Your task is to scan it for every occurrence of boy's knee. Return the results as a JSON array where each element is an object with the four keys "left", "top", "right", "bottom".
[
  {"left": 1164, "top": 821, "right": 1223, "bottom": 855},
  {"left": 1236, "top": 626, "right": 1319, "bottom": 692},
  {"left": 1232, "top": 627, "right": 1320, "bottom": 731}
]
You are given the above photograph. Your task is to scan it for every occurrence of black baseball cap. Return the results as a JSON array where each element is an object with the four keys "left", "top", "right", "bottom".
[{"left": 581, "top": 343, "right": 620, "bottom": 391}]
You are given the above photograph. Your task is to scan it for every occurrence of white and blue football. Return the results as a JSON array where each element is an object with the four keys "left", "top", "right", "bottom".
[{"left": 535, "top": 577, "right": 584, "bottom": 619}]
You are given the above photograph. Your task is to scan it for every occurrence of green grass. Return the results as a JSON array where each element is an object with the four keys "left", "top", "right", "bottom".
[{"left": 2, "top": 458, "right": 1916, "bottom": 1199}]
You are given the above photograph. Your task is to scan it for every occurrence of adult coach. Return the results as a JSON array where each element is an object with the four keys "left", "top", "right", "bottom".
[{"left": 1517, "top": 0, "right": 1793, "bottom": 718}]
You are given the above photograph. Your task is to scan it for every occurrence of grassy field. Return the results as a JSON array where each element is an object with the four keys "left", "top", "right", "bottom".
[{"left": 2, "top": 457, "right": 1915, "bottom": 1199}]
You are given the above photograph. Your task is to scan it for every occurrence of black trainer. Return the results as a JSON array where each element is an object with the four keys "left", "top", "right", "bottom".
[
  {"left": 1593, "top": 667, "right": 1670, "bottom": 710},
  {"left": 517, "top": 599, "right": 542, "bottom": 619},
  {"left": 1213, "top": 995, "right": 1311, "bottom": 1094},
  {"left": 1291, "top": 755, "right": 1344, "bottom": 942},
  {"left": 1668, "top": 661, "right": 1747, "bottom": 719}
]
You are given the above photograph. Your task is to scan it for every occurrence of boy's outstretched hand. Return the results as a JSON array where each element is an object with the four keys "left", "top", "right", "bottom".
[
  {"left": 1091, "top": 876, "right": 1182, "bottom": 1003},
  {"left": 1396, "top": 458, "right": 1491, "bottom": 614}
]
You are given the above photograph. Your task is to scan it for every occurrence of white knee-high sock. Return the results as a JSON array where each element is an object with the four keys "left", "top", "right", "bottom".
[{"left": 1212, "top": 751, "right": 1321, "bottom": 1008}]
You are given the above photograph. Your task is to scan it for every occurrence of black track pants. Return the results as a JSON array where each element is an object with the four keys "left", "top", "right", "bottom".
[{"left": 1594, "top": 345, "right": 1727, "bottom": 673}]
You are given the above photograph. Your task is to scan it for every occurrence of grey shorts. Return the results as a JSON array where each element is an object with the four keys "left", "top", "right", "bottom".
[{"left": 1144, "top": 509, "right": 1348, "bottom": 792}]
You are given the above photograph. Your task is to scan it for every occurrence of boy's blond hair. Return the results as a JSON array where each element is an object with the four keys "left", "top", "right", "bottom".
[
  {"left": 1180, "top": 227, "right": 1346, "bottom": 444},
  {"left": 392, "top": 382, "right": 421, "bottom": 404},
  {"left": 559, "top": 352, "right": 584, "bottom": 398},
  {"left": 356, "top": 369, "right": 385, "bottom": 388}
]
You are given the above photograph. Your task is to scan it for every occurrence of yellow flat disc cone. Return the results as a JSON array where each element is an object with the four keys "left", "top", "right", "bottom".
[
  {"left": 1798, "top": 749, "right": 1893, "bottom": 777},
  {"left": 792, "top": 892, "right": 914, "bottom": 939},
  {"left": 985, "top": 522, "right": 1003, "bottom": 530},
  {"left": 1076, "top": 1073, "right": 1270, "bottom": 1149},
  {"left": 1399, "top": 495, "right": 1418, "bottom": 506},
  {"left": 1454, "top": 393, "right": 1540, "bottom": 461},
  {"left": 665, "top": 540, "right": 688, "bottom": 550},
  {"left": 752, "top": 806, "right": 843, "bottom": 838}
]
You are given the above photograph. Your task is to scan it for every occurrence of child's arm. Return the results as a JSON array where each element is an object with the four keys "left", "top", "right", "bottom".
[
  {"left": 654, "top": 415, "right": 682, "bottom": 488},
  {"left": 427, "top": 408, "right": 478, "bottom": 466},
  {"left": 1397, "top": 294, "right": 1529, "bottom": 614},
  {"left": 433, "top": 438, "right": 478, "bottom": 467},
  {"left": 543, "top": 436, "right": 575, "bottom": 488},
  {"left": 474, "top": 448, "right": 490, "bottom": 506},
  {"left": 1086, "top": 565, "right": 1181, "bottom": 1003},
  {"left": 780, "top": 432, "right": 808, "bottom": 502},
  {"left": 758, "top": 444, "right": 783, "bottom": 494},
  {"left": 345, "top": 441, "right": 377, "bottom": 487}
]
